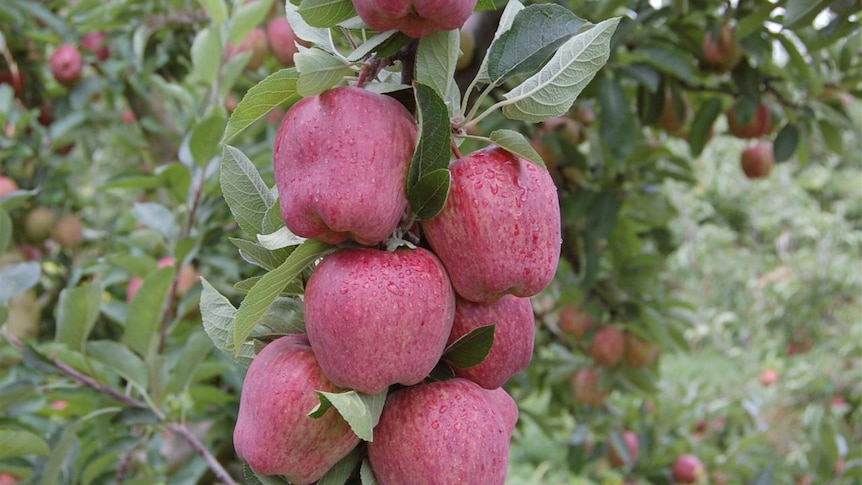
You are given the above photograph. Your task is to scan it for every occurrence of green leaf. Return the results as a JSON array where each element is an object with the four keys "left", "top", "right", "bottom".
[
  {"left": 220, "top": 146, "right": 276, "bottom": 236},
  {"left": 688, "top": 97, "right": 722, "bottom": 157},
  {"left": 249, "top": 297, "right": 306, "bottom": 338},
  {"left": 55, "top": 282, "right": 102, "bottom": 351},
  {"left": 309, "top": 389, "right": 387, "bottom": 442},
  {"left": 486, "top": 4, "right": 585, "bottom": 85},
  {"left": 632, "top": 44, "right": 695, "bottom": 80},
  {"left": 85, "top": 340, "right": 149, "bottom": 391},
  {"left": 198, "top": 0, "right": 228, "bottom": 23},
  {"left": 132, "top": 202, "right": 179, "bottom": 242},
  {"left": 224, "top": 68, "right": 301, "bottom": 142},
  {"left": 297, "top": 0, "right": 357, "bottom": 28},
  {"left": 0, "top": 188, "right": 39, "bottom": 211},
  {"left": 200, "top": 278, "right": 255, "bottom": 367},
  {"left": 258, "top": 226, "right": 306, "bottom": 250},
  {"left": 347, "top": 31, "right": 399, "bottom": 62},
  {"left": 599, "top": 74, "right": 637, "bottom": 161},
  {"left": 125, "top": 267, "right": 175, "bottom": 357},
  {"left": 228, "top": 0, "right": 275, "bottom": 44},
  {"left": 0, "top": 208, "right": 11, "bottom": 253},
  {"left": 157, "top": 163, "right": 193, "bottom": 203},
  {"left": 191, "top": 26, "right": 222, "bottom": 85},
  {"left": 783, "top": 0, "right": 832, "bottom": 28},
  {"left": 416, "top": 30, "right": 459, "bottom": 105},
  {"left": 410, "top": 170, "right": 451, "bottom": 221},
  {"left": 360, "top": 459, "right": 378, "bottom": 485},
  {"left": 489, "top": 129, "right": 546, "bottom": 169},
  {"left": 475, "top": 0, "right": 495, "bottom": 10},
  {"left": 233, "top": 239, "right": 335, "bottom": 353},
  {"left": 164, "top": 331, "right": 214, "bottom": 394},
  {"left": 0, "top": 262, "right": 40, "bottom": 302},
  {"left": 773, "top": 123, "right": 800, "bottom": 162},
  {"left": 285, "top": 0, "right": 333, "bottom": 48},
  {"left": 190, "top": 113, "right": 228, "bottom": 165},
  {"left": 502, "top": 17, "right": 620, "bottom": 122},
  {"left": 407, "top": 83, "right": 452, "bottom": 220},
  {"left": 444, "top": 324, "right": 495, "bottom": 369},
  {"left": 475, "top": 0, "right": 525, "bottom": 84},
  {"left": 317, "top": 447, "right": 361, "bottom": 485},
  {"left": 295, "top": 48, "right": 351, "bottom": 97},
  {"left": 818, "top": 119, "right": 843, "bottom": 154},
  {"left": 0, "top": 429, "right": 50, "bottom": 459},
  {"left": 231, "top": 237, "right": 295, "bottom": 270}
]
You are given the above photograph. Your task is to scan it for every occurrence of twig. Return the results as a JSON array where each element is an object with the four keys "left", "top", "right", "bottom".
[{"left": 165, "top": 422, "right": 238, "bottom": 485}]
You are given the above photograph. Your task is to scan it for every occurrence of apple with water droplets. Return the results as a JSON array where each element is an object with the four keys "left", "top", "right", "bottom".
[
  {"left": 352, "top": 0, "right": 477, "bottom": 38},
  {"left": 422, "top": 146, "right": 561, "bottom": 304}
]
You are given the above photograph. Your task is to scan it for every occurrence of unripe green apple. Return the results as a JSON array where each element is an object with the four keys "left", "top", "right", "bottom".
[
  {"left": 588, "top": 325, "right": 625, "bottom": 367},
  {"left": 367, "top": 378, "right": 516, "bottom": 485},
  {"left": 702, "top": 24, "right": 742, "bottom": 72},
  {"left": 266, "top": 17, "right": 298, "bottom": 66},
  {"left": 50, "top": 45, "right": 83, "bottom": 86},
  {"left": 52, "top": 214, "right": 83, "bottom": 249},
  {"left": 726, "top": 103, "right": 771, "bottom": 139},
  {"left": 23, "top": 207, "right": 56, "bottom": 242},
  {"left": 570, "top": 368, "right": 607, "bottom": 407},
  {"left": 274, "top": 86, "right": 417, "bottom": 245},
  {"left": 446, "top": 295, "right": 534, "bottom": 389},
  {"left": 304, "top": 247, "right": 455, "bottom": 394},
  {"left": 352, "top": 0, "right": 477, "bottom": 38},
  {"left": 0, "top": 175, "right": 19, "bottom": 197},
  {"left": 609, "top": 430, "right": 639, "bottom": 468},
  {"left": 81, "top": 31, "right": 109, "bottom": 62},
  {"left": 740, "top": 141, "right": 775, "bottom": 179},
  {"left": 558, "top": 304, "right": 593, "bottom": 338},
  {"left": 672, "top": 454, "right": 706, "bottom": 484},
  {"left": 623, "top": 333, "right": 658, "bottom": 368},
  {"left": 234, "top": 335, "right": 359, "bottom": 484},
  {"left": 422, "top": 146, "right": 561, "bottom": 304}
]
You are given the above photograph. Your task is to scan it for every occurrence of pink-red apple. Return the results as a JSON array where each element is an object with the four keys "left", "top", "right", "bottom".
[
  {"left": 367, "top": 378, "right": 516, "bottom": 485},
  {"left": 740, "top": 141, "right": 775, "bottom": 179},
  {"left": 422, "top": 146, "right": 561, "bottom": 304},
  {"left": 0, "top": 175, "right": 18, "bottom": 197},
  {"left": 0, "top": 70, "right": 25, "bottom": 98},
  {"left": 234, "top": 335, "right": 359, "bottom": 484},
  {"left": 726, "top": 103, "right": 771, "bottom": 139},
  {"left": 304, "top": 247, "right": 455, "bottom": 394},
  {"left": 570, "top": 368, "right": 607, "bottom": 407},
  {"left": 52, "top": 214, "right": 83, "bottom": 249},
  {"left": 558, "top": 304, "right": 593, "bottom": 338},
  {"left": 609, "top": 430, "right": 639, "bottom": 467},
  {"left": 81, "top": 31, "right": 109, "bottom": 62},
  {"left": 588, "top": 325, "right": 624, "bottom": 367},
  {"left": 228, "top": 28, "right": 268, "bottom": 69},
  {"left": 274, "top": 86, "right": 417, "bottom": 245},
  {"left": 50, "top": 45, "right": 83, "bottom": 86},
  {"left": 353, "top": 0, "right": 477, "bottom": 38},
  {"left": 672, "top": 454, "right": 706, "bottom": 484},
  {"left": 266, "top": 17, "right": 298, "bottom": 66},
  {"left": 702, "top": 24, "right": 742, "bottom": 72},
  {"left": 760, "top": 369, "right": 778, "bottom": 386},
  {"left": 446, "top": 295, "right": 534, "bottom": 389},
  {"left": 623, "top": 333, "right": 658, "bottom": 368}
]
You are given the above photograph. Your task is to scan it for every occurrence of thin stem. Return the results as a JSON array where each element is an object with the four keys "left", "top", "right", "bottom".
[
  {"left": 165, "top": 422, "right": 238, "bottom": 485},
  {"left": 464, "top": 82, "right": 498, "bottom": 123}
]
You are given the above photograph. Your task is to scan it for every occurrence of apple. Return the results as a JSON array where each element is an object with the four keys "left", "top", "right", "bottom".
[
  {"left": 558, "top": 304, "right": 593, "bottom": 338},
  {"left": 759, "top": 369, "right": 778, "bottom": 386},
  {"left": 456, "top": 28, "right": 475, "bottom": 71},
  {"left": 234, "top": 335, "right": 359, "bottom": 484},
  {"left": 52, "top": 214, "right": 83, "bottom": 249},
  {"left": 570, "top": 368, "right": 607, "bottom": 407},
  {"left": 50, "top": 44, "right": 83, "bottom": 86},
  {"left": 702, "top": 24, "right": 742, "bottom": 72},
  {"left": 0, "top": 473, "right": 18, "bottom": 485},
  {"left": 304, "top": 247, "right": 455, "bottom": 394},
  {"left": 588, "top": 325, "right": 624, "bottom": 367},
  {"left": 422, "top": 146, "right": 561, "bottom": 304},
  {"left": 609, "top": 430, "right": 639, "bottom": 467},
  {"left": 352, "top": 0, "right": 477, "bottom": 38},
  {"left": 228, "top": 27, "right": 268, "bottom": 69},
  {"left": 121, "top": 109, "right": 136, "bottom": 124},
  {"left": 367, "top": 378, "right": 516, "bottom": 485},
  {"left": 81, "top": 31, "right": 109, "bottom": 62},
  {"left": 0, "top": 175, "right": 18, "bottom": 197},
  {"left": 672, "top": 454, "right": 706, "bottom": 484},
  {"left": 23, "top": 207, "right": 56, "bottom": 242},
  {"left": 126, "top": 257, "right": 198, "bottom": 302},
  {"left": 655, "top": 87, "right": 689, "bottom": 134},
  {"left": 623, "top": 333, "right": 658, "bottom": 368},
  {"left": 266, "top": 17, "right": 298, "bottom": 67},
  {"left": 740, "top": 141, "right": 775, "bottom": 179},
  {"left": 445, "top": 295, "right": 534, "bottom": 389},
  {"left": 0, "top": 70, "right": 25, "bottom": 97},
  {"left": 274, "top": 86, "right": 417, "bottom": 245},
  {"left": 726, "top": 102, "right": 771, "bottom": 139}
]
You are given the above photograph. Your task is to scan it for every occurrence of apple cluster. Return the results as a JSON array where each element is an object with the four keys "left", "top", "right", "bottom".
[{"left": 233, "top": 84, "right": 561, "bottom": 481}]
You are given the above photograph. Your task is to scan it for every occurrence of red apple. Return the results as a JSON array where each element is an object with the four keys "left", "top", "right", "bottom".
[
  {"left": 655, "top": 87, "right": 689, "bottom": 134},
  {"left": 588, "top": 325, "right": 625, "bottom": 367},
  {"left": 50, "top": 44, "right": 83, "bottom": 86},
  {"left": 0, "top": 175, "right": 18, "bottom": 197},
  {"left": 672, "top": 454, "right": 706, "bottom": 484},
  {"left": 234, "top": 335, "right": 359, "bottom": 484},
  {"left": 446, "top": 295, "right": 535, "bottom": 389},
  {"left": 759, "top": 369, "right": 778, "bottom": 386},
  {"left": 229, "top": 27, "right": 268, "bottom": 69},
  {"left": 570, "top": 368, "right": 607, "bottom": 407},
  {"left": 609, "top": 430, "right": 639, "bottom": 467},
  {"left": 0, "top": 70, "right": 25, "bottom": 97},
  {"left": 558, "top": 304, "right": 593, "bottom": 338},
  {"left": 740, "top": 141, "right": 775, "bottom": 179},
  {"left": 304, "top": 247, "right": 455, "bottom": 394},
  {"left": 623, "top": 333, "right": 658, "bottom": 368},
  {"left": 274, "top": 86, "right": 417, "bottom": 245},
  {"left": 353, "top": 0, "right": 477, "bottom": 38},
  {"left": 266, "top": 17, "right": 298, "bottom": 66},
  {"left": 121, "top": 109, "right": 136, "bottom": 124},
  {"left": 81, "top": 31, "right": 109, "bottom": 62},
  {"left": 726, "top": 103, "right": 771, "bottom": 139},
  {"left": 702, "top": 24, "right": 742, "bottom": 72},
  {"left": 367, "top": 378, "right": 515, "bottom": 485},
  {"left": 422, "top": 146, "right": 561, "bottom": 304},
  {"left": 0, "top": 473, "right": 18, "bottom": 485}
]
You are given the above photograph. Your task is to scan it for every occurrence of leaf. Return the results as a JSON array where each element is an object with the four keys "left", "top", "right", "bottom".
[
  {"left": 486, "top": 4, "right": 585, "bottom": 86},
  {"left": 688, "top": 97, "right": 722, "bottom": 157},
  {"left": 164, "top": 331, "right": 214, "bottom": 394},
  {"left": 475, "top": 0, "right": 525, "bottom": 84},
  {"left": 189, "top": 113, "right": 227, "bottom": 165},
  {"left": 258, "top": 226, "right": 307, "bottom": 250},
  {"left": 316, "top": 446, "right": 361, "bottom": 485},
  {"left": 220, "top": 146, "right": 276, "bottom": 235},
  {"left": 0, "top": 208, "right": 11, "bottom": 253},
  {"left": 228, "top": 0, "right": 275, "bottom": 44},
  {"left": 773, "top": 123, "right": 799, "bottom": 162},
  {"left": 125, "top": 267, "right": 175, "bottom": 357},
  {"left": 347, "top": 30, "right": 399, "bottom": 62},
  {"left": 599, "top": 74, "right": 637, "bottom": 161},
  {"left": 818, "top": 119, "right": 843, "bottom": 154},
  {"left": 297, "top": 0, "right": 357, "bottom": 28},
  {"left": 233, "top": 239, "right": 335, "bottom": 353},
  {"left": 309, "top": 389, "right": 387, "bottom": 442},
  {"left": 489, "top": 129, "right": 545, "bottom": 169},
  {"left": 295, "top": 48, "right": 352, "bottom": 97},
  {"left": 55, "top": 282, "right": 102, "bottom": 351},
  {"left": 191, "top": 26, "right": 221, "bottom": 85},
  {"left": 410, "top": 170, "right": 450, "bottom": 221},
  {"left": 784, "top": 0, "right": 832, "bottom": 28},
  {"left": 0, "top": 429, "right": 50, "bottom": 459},
  {"left": 249, "top": 297, "right": 305, "bottom": 338},
  {"left": 224, "top": 69, "right": 301, "bottom": 142},
  {"left": 502, "top": 17, "right": 620, "bottom": 122},
  {"left": 444, "top": 324, "right": 495, "bottom": 369},
  {"left": 633, "top": 44, "right": 695, "bottom": 80},
  {"left": 85, "top": 340, "right": 149, "bottom": 391},
  {"left": 132, "top": 202, "right": 179, "bottom": 242},
  {"left": 416, "top": 30, "right": 459, "bottom": 105},
  {"left": 198, "top": 0, "right": 228, "bottom": 23},
  {"left": 407, "top": 83, "right": 452, "bottom": 220},
  {"left": 200, "top": 278, "right": 255, "bottom": 367},
  {"left": 475, "top": 0, "right": 495, "bottom": 10},
  {"left": 231, "top": 237, "right": 295, "bottom": 270},
  {"left": 285, "top": 1, "right": 333, "bottom": 49},
  {"left": 0, "top": 262, "right": 40, "bottom": 302},
  {"left": 157, "top": 163, "right": 193, "bottom": 203},
  {"left": 360, "top": 459, "right": 378, "bottom": 485}
]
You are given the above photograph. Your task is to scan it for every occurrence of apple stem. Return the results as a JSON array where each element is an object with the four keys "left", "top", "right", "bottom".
[
  {"left": 397, "top": 39, "right": 420, "bottom": 87},
  {"left": 451, "top": 140, "right": 462, "bottom": 159}
]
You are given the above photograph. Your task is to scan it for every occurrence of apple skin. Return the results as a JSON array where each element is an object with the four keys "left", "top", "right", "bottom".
[
  {"left": 740, "top": 141, "right": 775, "bottom": 179},
  {"left": 726, "top": 103, "right": 771, "bottom": 139},
  {"left": 446, "top": 295, "right": 534, "bottom": 389},
  {"left": 588, "top": 325, "right": 625, "bottom": 367},
  {"left": 0, "top": 70, "right": 25, "bottom": 98},
  {"left": 570, "top": 368, "right": 607, "bottom": 407},
  {"left": 702, "top": 24, "right": 742, "bottom": 72},
  {"left": 655, "top": 87, "right": 689, "bottom": 134},
  {"left": 228, "top": 28, "right": 268, "bottom": 69},
  {"left": 353, "top": 0, "right": 477, "bottom": 38},
  {"left": 23, "top": 207, "right": 56, "bottom": 242},
  {"left": 234, "top": 334, "right": 359, "bottom": 484},
  {"left": 623, "top": 333, "right": 658, "bottom": 368},
  {"left": 52, "top": 214, "right": 83, "bottom": 249},
  {"left": 672, "top": 454, "right": 706, "bottom": 484},
  {"left": 609, "top": 430, "right": 639, "bottom": 467},
  {"left": 760, "top": 369, "right": 778, "bottom": 386},
  {"left": 558, "top": 304, "right": 593, "bottom": 338},
  {"left": 367, "top": 378, "right": 516, "bottom": 485},
  {"left": 422, "top": 146, "right": 561, "bottom": 304},
  {"left": 50, "top": 45, "right": 83, "bottom": 86},
  {"left": 274, "top": 86, "right": 417, "bottom": 245},
  {"left": 304, "top": 247, "right": 455, "bottom": 394},
  {"left": 81, "top": 31, "right": 109, "bottom": 62},
  {"left": 0, "top": 175, "right": 19, "bottom": 198},
  {"left": 266, "top": 17, "right": 298, "bottom": 66}
]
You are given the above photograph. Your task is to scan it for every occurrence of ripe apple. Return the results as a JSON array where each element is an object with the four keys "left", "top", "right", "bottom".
[
  {"left": 609, "top": 430, "right": 639, "bottom": 467},
  {"left": 0, "top": 70, "right": 25, "bottom": 98},
  {"left": 81, "top": 31, "right": 109, "bottom": 62},
  {"left": 274, "top": 86, "right": 417, "bottom": 245},
  {"left": 50, "top": 45, "right": 83, "bottom": 86},
  {"left": 353, "top": 0, "right": 477, "bottom": 38},
  {"left": 0, "top": 473, "right": 18, "bottom": 485},
  {"left": 23, "top": 207, "right": 56, "bottom": 242},
  {"left": 121, "top": 109, "right": 136, "bottom": 124},
  {"left": 702, "top": 24, "right": 742, "bottom": 72},
  {"left": 228, "top": 28, "right": 268, "bottom": 69},
  {"left": 588, "top": 325, "right": 625, "bottom": 367},
  {"left": 655, "top": 87, "right": 689, "bottom": 134},
  {"left": 304, "top": 247, "right": 455, "bottom": 394},
  {"left": 446, "top": 295, "right": 534, "bottom": 389},
  {"left": 740, "top": 141, "right": 775, "bottom": 179},
  {"left": 672, "top": 454, "right": 706, "bottom": 484},
  {"left": 52, "top": 214, "right": 83, "bottom": 249},
  {"left": 367, "top": 378, "right": 516, "bottom": 485},
  {"left": 623, "top": 333, "right": 658, "bottom": 368},
  {"left": 570, "top": 368, "right": 607, "bottom": 407},
  {"left": 558, "top": 304, "right": 593, "bottom": 338},
  {"left": 266, "top": 17, "right": 298, "bottom": 66},
  {"left": 760, "top": 369, "right": 778, "bottom": 386},
  {"left": 726, "top": 102, "right": 771, "bottom": 139},
  {"left": 422, "top": 146, "right": 561, "bottom": 304},
  {"left": 0, "top": 175, "right": 18, "bottom": 197},
  {"left": 234, "top": 335, "right": 359, "bottom": 484}
]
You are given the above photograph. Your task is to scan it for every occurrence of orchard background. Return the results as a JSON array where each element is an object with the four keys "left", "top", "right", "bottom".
[{"left": 0, "top": 0, "right": 860, "bottom": 483}]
